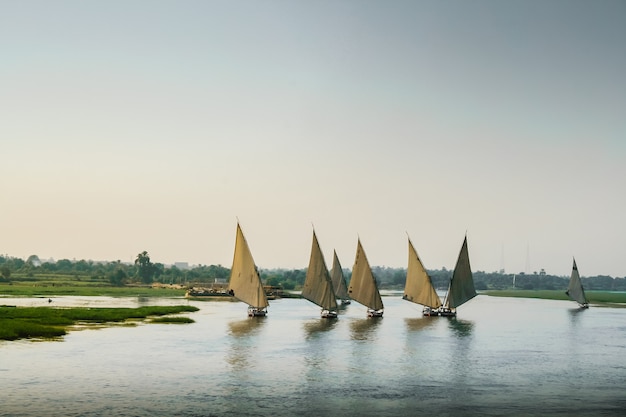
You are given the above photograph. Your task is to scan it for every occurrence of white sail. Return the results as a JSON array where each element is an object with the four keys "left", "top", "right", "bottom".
[
  {"left": 348, "top": 239, "right": 384, "bottom": 314},
  {"left": 228, "top": 223, "right": 269, "bottom": 312},
  {"left": 444, "top": 235, "right": 476, "bottom": 309},
  {"left": 566, "top": 258, "right": 589, "bottom": 307},
  {"left": 330, "top": 250, "right": 350, "bottom": 302},
  {"left": 301, "top": 231, "right": 338, "bottom": 313},
  {"left": 404, "top": 237, "right": 442, "bottom": 309}
]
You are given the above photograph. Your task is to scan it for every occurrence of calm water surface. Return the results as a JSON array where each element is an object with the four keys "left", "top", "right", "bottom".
[{"left": 1, "top": 294, "right": 625, "bottom": 416}]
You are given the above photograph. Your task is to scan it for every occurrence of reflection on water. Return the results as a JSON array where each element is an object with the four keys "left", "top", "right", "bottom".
[
  {"left": 447, "top": 317, "right": 474, "bottom": 337},
  {"left": 568, "top": 306, "right": 587, "bottom": 323},
  {"left": 349, "top": 317, "right": 382, "bottom": 341},
  {"left": 136, "top": 296, "right": 151, "bottom": 305},
  {"left": 302, "top": 318, "right": 338, "bottom": 339},
  {"left": 228, "top": 316, "right": 267, "bottom": 337},
  {"left": 226, "top": 317, "right": 267, "bottom": 371},
  {"left": 404, "top": 316, "right": 437, "bottom": 332},
  {"left": 445, "top": 317, "right": 474, "bottom": 394}
]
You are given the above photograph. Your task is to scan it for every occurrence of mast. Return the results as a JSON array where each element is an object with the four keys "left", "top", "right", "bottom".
[
  {"left": 228, "top": 223, "right": 269, "bottom": 310},
  {"left": 348, "top": 238, "right": 384, "bottom": 312},
  {"left": 566, "top": 258, "right": 588, "bottom": 306},
  {"left": 404, "top": 237, "right": 442, "bottom": 309},
  {"left": 330, "top": 250, "right": 350, "bottom": 301},
  {"left": 443, "top": 235, "right": 476, "bottom": 309},
  {"left": 301, "top": 230, "right": 338, "bottom": 312}
]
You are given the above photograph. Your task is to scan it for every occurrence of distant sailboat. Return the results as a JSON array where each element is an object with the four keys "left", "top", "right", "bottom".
[
  {"left": 402, "top": 236, "right": 442, "bottom": 316},
  {"left": 301, "top": 230, "right": 338, "bottom": 319},
  {"left": 228, "top": 223, "right": 269, "bottom": 317},
  {"left": 440, "top": 235, "right": 477, "bottom": 317},
  {"left": 566, "top": 258, "right": 589, "bottom": 308},
  {"left": 348, "top": 238, "right": 384, "bottom": 317},
  {"left": 330, "top": 250, "right": 351, "bottom": 305}
]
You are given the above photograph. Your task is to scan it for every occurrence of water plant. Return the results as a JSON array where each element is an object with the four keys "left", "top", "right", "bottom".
[{"left": 0, "top": 305, "right": 199, "bottom": 341}]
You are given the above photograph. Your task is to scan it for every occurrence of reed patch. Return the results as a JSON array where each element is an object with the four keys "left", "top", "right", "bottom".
[{"left": 0, "top": 305, "right": 198, "bottom": 341}]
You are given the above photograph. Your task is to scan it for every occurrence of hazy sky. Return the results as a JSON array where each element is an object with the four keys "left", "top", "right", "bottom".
[{"left": 2, "top": 0, "right": 625, "bottom": 277}]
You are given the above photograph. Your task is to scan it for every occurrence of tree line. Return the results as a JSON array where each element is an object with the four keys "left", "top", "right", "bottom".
[{"left": 1, "top": 253, "right": 625, "bottom": 291}]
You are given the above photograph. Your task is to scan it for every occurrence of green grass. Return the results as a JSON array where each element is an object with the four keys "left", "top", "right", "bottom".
[
  {"left": 0, "top": 305, "right": 199, "bottom": 341},
  {"left": 483, "top": 290, "right": 626, "bottom": 305},
  {"left": 0, "top": 320, "right": 67, "bottom": 340},
  {"left": 150, "top": 316, "right": 195, "bottom": 324}
]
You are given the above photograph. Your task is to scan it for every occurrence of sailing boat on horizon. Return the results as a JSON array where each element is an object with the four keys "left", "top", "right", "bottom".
[
  {"left": 330, "top": 250, "right": 351, "bottom": 305},
  {"left": 566, "top": 258, "right": 589, "bottom": 308},
  {"left": 439, "top": 235, "right": 477, "bottom": 317},
  {"left": 348, "top": 238, "right": 384, "bottom": 317},
  {"left": 301, "top": 230, "right": 338, "bottom": 319},
  {"left": 228, "top": 223, "right": 269, "bottom": 317},
  {"left": 402, "top": 236, "right": 442, "bottom": 316}
]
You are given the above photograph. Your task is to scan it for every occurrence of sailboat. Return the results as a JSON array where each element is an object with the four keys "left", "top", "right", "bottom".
[
  {"left": 330, "top": 250, "right": 351, "bottom": 305},
  {"left": 301, "top": 230, "right": 338, "bottom": 319},
  {"left": 402, "top": 236, "right": 442, "bottom": 316},
  {"left": 348, "top": 238, "right": 384, "bottom": 317},
  {"left": 228, "top": 223, "right": 269, "bottom": 317},
  {"left": 440, "top": 235, "right": 477, "bottom": 317},
  {"left": 566, "top": 258, "right": 589, "bottom": 308}
]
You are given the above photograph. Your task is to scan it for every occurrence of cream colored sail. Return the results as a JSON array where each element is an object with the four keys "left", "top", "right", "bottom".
[
  {"left": 301, "top": 231, "right": 338, "bottom": 312},
  {"left": 404, "top": 238, "right": 442, "bottom": 309},
  {"left": 566, "top": 258, "right": 588, "bottom": 306},
  {"left": 444, "top": 235, "right": 476, "bottom": 309},
  {"left": 348, "top": 239, "right": 384, "bottom": 311},
  {"left": 228, "top": 223, "right": 269, "bottom": 310},
  {"left": 330, "top": 250, "right": 350, "bottom": 301}
]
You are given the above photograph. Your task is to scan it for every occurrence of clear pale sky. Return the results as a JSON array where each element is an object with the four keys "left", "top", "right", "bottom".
[{"left": 2, "top": 0, "right": 625, "bottom": 277}]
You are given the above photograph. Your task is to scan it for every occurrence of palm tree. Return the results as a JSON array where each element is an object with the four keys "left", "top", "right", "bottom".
[{"left": 135, "top": 251, "right": 154, "bottom": 284}]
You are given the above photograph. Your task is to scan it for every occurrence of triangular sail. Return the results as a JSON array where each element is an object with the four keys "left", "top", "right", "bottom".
[
  {"left": 444, "top": 235, "right": 476, "bottom": 309},
  {"left": 330, "top": 250, "right": 350, "bottom": 301},
  {"left": 566, "top": 258, "right": 588, "bottom": 306},
  {"left": 228, "top": 223, "right": 269, "bottom": 309},
  {"left": 348, "top": 239, "right": 384, "bottom": 311},
  {"left": 404, "top": 238, "right": 442, "bottom": 309},
  {"left": 301, "top": 231, "right": 338, "bottom": 311}
]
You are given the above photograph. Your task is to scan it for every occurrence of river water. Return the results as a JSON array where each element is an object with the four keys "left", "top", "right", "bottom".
[{"left": 1, "top": 294, "right": 625, "bottom": 417}]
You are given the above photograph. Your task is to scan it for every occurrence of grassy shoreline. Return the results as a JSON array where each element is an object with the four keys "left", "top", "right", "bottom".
[
  {"left": 483, "top": 290, "right": 626, "bottom": 305},
  {"left": 0, "top": 305, "right": 199, "bottom": 341}
]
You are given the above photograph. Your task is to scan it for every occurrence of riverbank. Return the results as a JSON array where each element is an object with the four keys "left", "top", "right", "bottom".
[
  {"left": 483, "top": 290, "right": 626, "bottom": 306},
  {"left": 0, "top": 305, "right": 199, "bottom": 341}
]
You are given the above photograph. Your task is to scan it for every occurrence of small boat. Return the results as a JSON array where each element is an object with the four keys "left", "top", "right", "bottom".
[
  {"left": 330, "top": 250, "right": 351, "bottom": 305},
  {"left": 402, "top": 236, "right": 442, "bottom": 316},
  {"left": 301, "top": 230, "right": 338, "bottom": 319},
  {"left": 566, "top": 258, "right": 589, "bottom": 308},
  {"left": 228, "top": 222, "right": 269, "bottom": 317},
  {"left": 440, "top": 235, "right": 477, "bottom": 317},
  {"left": 348, "top": 238, "right": 384, "bottom": 317},
  {"left": 185, "top": 284, "right": 233, "bottom": 300}
]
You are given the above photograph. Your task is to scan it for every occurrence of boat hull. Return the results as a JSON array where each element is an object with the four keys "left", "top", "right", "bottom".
[
  {"left": 247, "top": 307, "right": 267, "bottom": 317},
  {"left": 422, "top": 307, "right": 456, "bottom": 317},
  {"left": 367, "top": 309, "right": 383, "bottom": 318},
  {"left": 321, "top": 310, "right": 338, "bottom": 319}
]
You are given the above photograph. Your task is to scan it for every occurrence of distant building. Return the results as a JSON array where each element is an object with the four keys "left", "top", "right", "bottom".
[{"left": 174, "top": 262, "right": 190, "bottom": 270}]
